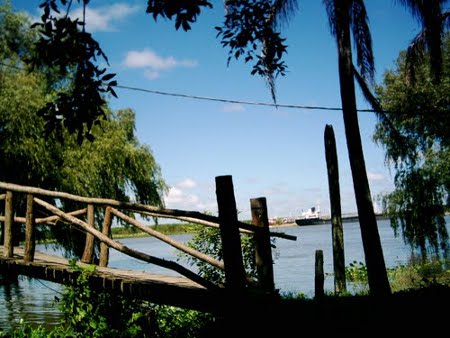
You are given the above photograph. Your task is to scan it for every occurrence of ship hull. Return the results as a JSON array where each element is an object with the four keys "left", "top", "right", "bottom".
[{"left": 295, "top": 218, "right": 328, "bottom": 226}]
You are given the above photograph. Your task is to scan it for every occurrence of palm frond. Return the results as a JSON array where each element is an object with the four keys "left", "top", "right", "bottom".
[
  {"left": 398, "top": 0, "right": 446, "bottom": 82},
  {"left": 350, "top": 0, "right": 374, "bottom": 84},
  {"left": 272, "top": 0, "right": 299, "bottom": 28},
  {"left": 352, "top": 64, "right": 380, "bottom": 112},
  {"left": 396, "top": 0, "right": 423, "bottom": 19},
  {"left": 444, "top": 11, "right": 450, "bottom": 30},
  {"left": 352, "top": 64, "right": 408, "bottom": 159},
  {"left": 323, "top": 0, "right": 337, "bottom": 37},
  {"left": 406, "top": 30, "right": 426, "bottom": 83}
]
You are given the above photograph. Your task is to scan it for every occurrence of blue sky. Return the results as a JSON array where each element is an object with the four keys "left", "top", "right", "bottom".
[{"left": 14, "top": 1, "right": 425, "bottom": 220}]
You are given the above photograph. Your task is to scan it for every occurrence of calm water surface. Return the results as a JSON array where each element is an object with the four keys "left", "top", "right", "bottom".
[{"left": 1, "top": 217, "right": 449, "bottom": 329}]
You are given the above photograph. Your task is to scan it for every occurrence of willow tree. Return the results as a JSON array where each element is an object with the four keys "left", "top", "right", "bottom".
[
  {"left": 0, "top": 3, "right": 167, "bottom": 257},
  {"left": 374, "top": 34, "right": 450, "bottom": 260}
]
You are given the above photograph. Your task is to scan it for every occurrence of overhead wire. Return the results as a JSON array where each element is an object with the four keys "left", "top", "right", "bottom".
[
  {"left": 115, "top": 84, "right": 379, "bottom": 113},
  {"left": 0, "top": 61, "right": 382, "bottom": 113}
]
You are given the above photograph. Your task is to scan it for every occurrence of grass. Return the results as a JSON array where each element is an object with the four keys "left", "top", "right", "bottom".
[{"left": 111, "top": 222, "right": 202, "bottom": 238}]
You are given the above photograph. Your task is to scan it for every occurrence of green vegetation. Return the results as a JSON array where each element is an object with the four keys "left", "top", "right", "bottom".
[
  {"left": 0, "top": 2, "right": 167, "bottom": 258},
  {"left": 182, "top": 226, "right": 258, "bottom": 285},
  {"left": 0, "top": 222, "right": 264, "bottom": 338},
  {"left": 375, "top": 33, "right": 450, "bottom": 259},
  {"left": 110, "top": 222, "right": 201, "bottom": 239},
  {"left": 345, "top": 259, "right": 450, "bottom": 295},
  {"left": 0, "top": 260, "right": 215, "bottom": 338},
  {"left": 1, "top": 1, "right": 450, "bottom": 335},
  {"left": 3, "top": 257, "right": 448, "bottom": 337}
]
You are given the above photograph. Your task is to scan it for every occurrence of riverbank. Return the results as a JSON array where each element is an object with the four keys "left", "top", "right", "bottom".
[
  {"left": 111, "top": 222, "right": 202, "bottom": 239},
  {"left": 113, "top": 221, "right": 297, "bottom": 238}
]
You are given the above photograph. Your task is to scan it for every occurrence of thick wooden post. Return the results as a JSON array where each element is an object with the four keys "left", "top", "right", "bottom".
[
  {"left": 81, "top": 204, "right": 95, "bottom": 264},
  {"left": 99, "top": 207, "right": 112, "bottom": 267},
  {"left": 215, "top": 175, "right": 246, "bottom": 290},
  {"left": 250, "top": 197, "right": 275, "bottom": 293},
  {"left": 325, "top": 125, "right": 347, "bottom": 294},
  {"left": 315, "top": 249, "right": 324, "bottom": 299},
  {"left": 0, "top": 194, "right": 4, "bottom": 245},
  {"left": 24, "top": 194, "right": 36, "bottom": 263},
  {"left": 3, "top": 191, "right": 13, "bottom": 257}
]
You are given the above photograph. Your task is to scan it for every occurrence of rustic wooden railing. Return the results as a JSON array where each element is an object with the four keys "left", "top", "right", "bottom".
[{"left": 0, "top": 176, "right": 296, "bottom": 293}]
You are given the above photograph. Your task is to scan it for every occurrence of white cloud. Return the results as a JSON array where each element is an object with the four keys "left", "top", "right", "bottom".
[
  {"left": 71, "top": 4, "right": 140, "bottom": 32},
  {"left": 166, "top": 187, "right": 183, "bottom": 203},
  {"left": 223, "top": 103, "right": 246, "bottom": 112},
  {"left": 164, "top": 179, "right": 216, "bottom": 212},
  {"left": 177, "top": 178, "right": 197, "bottom": 189},
  {"left": 124, "top": 49, "right": 198, "bottom": 70},
  {"left": 124, "top": 48, "right": 198, "bottom": 79},
  {"left": 164, "top": 187, "right": 207, "bottom": 211}
]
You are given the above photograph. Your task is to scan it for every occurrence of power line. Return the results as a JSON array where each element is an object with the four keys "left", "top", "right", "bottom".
[
  {"left": 115, "top": 84, "right": 378, "bottom": 113},
  {"left": 0, "top": 61, "right": 379, "bottom": 113}
]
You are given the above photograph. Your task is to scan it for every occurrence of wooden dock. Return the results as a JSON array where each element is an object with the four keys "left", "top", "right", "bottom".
[{"left": 0, "top": 246, "right": 223, "bottom": 312}]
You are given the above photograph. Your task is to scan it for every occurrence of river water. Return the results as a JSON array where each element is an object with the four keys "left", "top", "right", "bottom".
[{"left": 1, "top": 217, "right": 449, "bottom": 330}]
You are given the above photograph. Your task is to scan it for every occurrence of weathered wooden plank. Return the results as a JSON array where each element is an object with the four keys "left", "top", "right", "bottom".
[
  {"left": 250, "top": 197, "right": 275, "bottom": 293},
  {"left": 216, "top": 175, "right": 246, "bottom": 290},
  {"left": 24, "top": 194, "right": 36, "bottom": 263},
  {"left": 99, "top": 207, "right": 112, "bottom": 267},
  {"left": 33, "top": 197, "right": 217, "bottom": 289},
  {"left": 140, "top": 210, "right": 297, "bottom": 241},
  {"left": 0, "top": 181, "right": 221, "bottom": 225},
  {"left": 0, "top": 246, "right": 223, "bottom": 313},
  {"left": 3, "top": 191, "right": 13, "bottom": 258},
  {"left": 110, "top": 208, "right": 225, "bottom": 271},
  {"left": 315, "top": 250, "right": 324, "bottom": 299},
  {"left": 0, "top": 209, "right": 87, "bottom": 225},
  {"left": 81, "top": 204, "right": 95, "bottom": 264},
  {"left": 0, "top": 181, "right": 296, "bottom": 241},
  {"left": 325, "top": 125, "right": 347, "bottom": 294}
]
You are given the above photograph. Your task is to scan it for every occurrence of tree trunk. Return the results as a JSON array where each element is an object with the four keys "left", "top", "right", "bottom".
[{"left": 335, "top": 2, "right": 390, "bottom": 296}]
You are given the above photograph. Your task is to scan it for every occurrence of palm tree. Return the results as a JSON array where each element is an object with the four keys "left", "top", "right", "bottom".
[
  {"left": 322, "top": 0, "right": 391, "bottom": 296},
  {"left": 219, "top": 0, "right": 391, "bottom": 295},
  {"left": 267, "top": 0, "right": 449, "bottom": 297}
]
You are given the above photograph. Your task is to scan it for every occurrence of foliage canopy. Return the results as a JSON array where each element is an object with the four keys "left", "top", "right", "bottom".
[
  {"left": 374, "top": 34, "right": 450, "bottom": 259},
  {"left": 0, "top": 2, "right": 167, "bottom": 257}
]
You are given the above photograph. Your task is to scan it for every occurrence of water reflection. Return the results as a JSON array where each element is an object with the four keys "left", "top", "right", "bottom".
[{"left": 0, "top": 276, "right": 63, "bottom": 331}]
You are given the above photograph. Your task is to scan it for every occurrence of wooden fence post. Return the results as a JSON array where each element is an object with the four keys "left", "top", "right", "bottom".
[
  {"left": 250, "top": 197, "right": 275, "bottom": 293},
  {"left": 3, "top": 191, "right": 13, "bottom": 258},
  {"left": 81, "top": 204, "right": 95, "bottom": 264},
  {"left": 215, "top": 175, "right": 246, "bottom": 290},
  {"left": 99, "top": 207, "right": 112, "bottom": 267},
  {"left": 315, "top": 249, "right": 324, "bottom": 299},
  {"left": 325, "top": 125, "right": 347, "bottom": 294},
  {"left": 24, "top": 194, "right": 36, "bottom": 263}
]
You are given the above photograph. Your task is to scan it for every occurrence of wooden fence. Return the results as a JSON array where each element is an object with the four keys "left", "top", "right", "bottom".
[{"left": 0, "top": 176, "right": 296, "bottom": 292}]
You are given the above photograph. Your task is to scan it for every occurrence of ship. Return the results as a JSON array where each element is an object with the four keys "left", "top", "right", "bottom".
[
  {"left": 295, "top": 206, "right": 327, "bottom": 226},
  {"left": 295, "top": 205, "right": 390, "bottom": 226}
]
